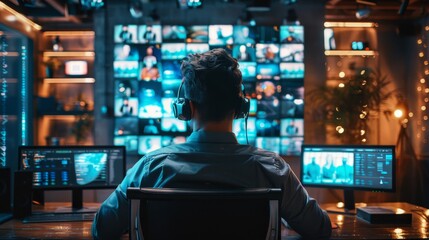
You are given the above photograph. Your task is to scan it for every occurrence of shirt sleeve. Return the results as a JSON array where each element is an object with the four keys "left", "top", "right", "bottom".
[
  {"left": 92, "top": 157, "right": 147, "bottom": 240},
  {"left": 280, "top": 161, "right": 332, "bottom": 239}
]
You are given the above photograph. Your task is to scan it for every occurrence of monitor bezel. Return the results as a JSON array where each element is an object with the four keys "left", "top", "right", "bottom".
[
  {"left": 300, "top": 144, "right": 396, "bottom": 192},
  {"left": 18, "top": 145, "right": 127, "bottom": 190}
]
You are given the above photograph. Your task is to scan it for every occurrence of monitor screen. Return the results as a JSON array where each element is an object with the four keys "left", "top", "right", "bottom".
[
  {"left": 301, "top": 145, "right": 395, "bottom": 191},
  {"left": 19, "top": 146, "right": 126, "bottom": 189},
  {"left": 112, "top": 24, "right": 305, "bottom": 157}
]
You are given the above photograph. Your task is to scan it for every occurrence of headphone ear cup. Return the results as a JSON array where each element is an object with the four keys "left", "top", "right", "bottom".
[
  {"left": 172, "top": 98, "right": 192, "bottom": 121},
  {"left": 234, "top": 97, "right": 250, "bottom": 119}
]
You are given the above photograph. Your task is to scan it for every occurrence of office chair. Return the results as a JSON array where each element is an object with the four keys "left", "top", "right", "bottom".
[{"left": 127, "top": 187, "right": 282, "bottom": 240}]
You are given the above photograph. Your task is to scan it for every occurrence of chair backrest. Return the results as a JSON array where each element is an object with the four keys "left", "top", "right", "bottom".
[{"left": 127, "top": 187, "right": 282, "bottom": 240}]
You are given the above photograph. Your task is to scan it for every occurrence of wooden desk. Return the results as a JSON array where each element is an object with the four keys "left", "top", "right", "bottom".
[
  {"left": 323, "top": 202, "right": 429, "bottom": 239},
  {"left": 0, "top": 202, "right": 428, "bottom": 239}
]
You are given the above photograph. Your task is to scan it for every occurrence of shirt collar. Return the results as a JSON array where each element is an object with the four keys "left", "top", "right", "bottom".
[{"left": 186, "top": 130, "right": 238, "bottom": 144}]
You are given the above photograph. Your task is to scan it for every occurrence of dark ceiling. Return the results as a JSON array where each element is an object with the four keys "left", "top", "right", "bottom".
[
  {"left": 326, "top": 0, "right": 429, "bottom": 21},
  {"left": 4, "top": 0, "right": 429, "bottom": 29}
]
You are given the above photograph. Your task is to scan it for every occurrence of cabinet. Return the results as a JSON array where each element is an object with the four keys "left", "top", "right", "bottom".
[{"left": 35, "top": 31, "right": 95, "bottom": 146}]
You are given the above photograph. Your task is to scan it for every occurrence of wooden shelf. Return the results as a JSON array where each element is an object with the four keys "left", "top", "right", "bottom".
[
  {"left": 325, "top": 50, "right": 377, "bottom": 56},
  {"left": 37, "top": 110, "right": 94, "bottom": 116},
  {"left": 44, "top": 78, "right": 95, "bottom": 84},
  {"left": 43, "top": 51, "right": 95, "bottom": 57}
]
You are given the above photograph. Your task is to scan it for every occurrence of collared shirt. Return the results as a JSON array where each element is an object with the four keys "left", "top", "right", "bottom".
[{"left": 92, "top": 130, "right": 332, "bottom": 239}]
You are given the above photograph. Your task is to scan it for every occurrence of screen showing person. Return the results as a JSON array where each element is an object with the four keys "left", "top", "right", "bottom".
[
  {"left": 233, "top": 26, "right": 256, "bottom": 45},
  {"left": 138, "top": 25, "right": 162, "bottom": 44},
  {"left": 161, "top": 97, "right": 174, "bottom": 117},
  {"left": 162, "top": 79, "right": 181, "bottom": 98},
  {"left": 249, "top": 99, "right": 257, "bottom": 115},
  {"left": 280, "top": 25, "right": 304, "bottom": 43},
  {"left": 255, "top": 26, "right": 279, "bottom": 43},
  {"left": 280, "top": 137, "right": 303, "bottom": 156},
  {"left": 233, "top": 117, "right": 256, "bottom": 144},
  {"left": 114, "top": 25, "right": 138, "bottom": 43},
  {"left": 114, "top": 136, "right": 138, "bottom": 154},
  {"left": 114, "top": 44, "right": 139, "bottom": 61},
  {"left": 140, "top": 46, "right": 161, "bottom": 81},
  {"left": 333, "top": 154, "right": 354, "bottom": 184},
  {"left": 161, "top": 60, "right": 182, "bottom": 80},
  {"left": 280, "top": 44, "right": 304, "bottom": 62},
  {"left": 161, "top": 43, "right": 187, "bottom": 60},
  {"left": 256, "top": 137, "right": 280, "bottom": 154},
  {"left": 280, "top": 118, "right": 304, "bottom": 136},
  {"left": 209, "top": 25, "right": 234, "bottom": 45},
  {"left": 114, "top": 61, "right": 139, "bottom": 78},
  {"left": 256, "top": 118, "right": 280, "bottom": 136},
  {"left": 302, "top": 155, "right": 323, "bottom": 183},
  {"left": 239, "top": 62, "right": 257, "bottom": 80},
  {"left": 139, "top": 119, "right": 161, "bottom": 135},
  {"left": 114, "top": 97, "right": 138, "bottom": 117},
  {"left": 256, "top": 44, "right": 280, "bottom": 63},
  {"left": 186, "top": 25, "right": 209, "bottom": 43},
  {"left": 138, "top": 82, "right": 163, "bottom": 119},
  {"left": 114, "top": 117, "right": 139, "bottom": 135},
  {"left": 162, "top": 25, "right": 187, "bottom": 42},
  {"left": 161, "top": 118, "right": 187, "bottom": 133},
  {"left": 138, "top": 136, "right": 162, "bottom": 155},
  {"left": 280, "top": 62, "right": 304, "bottom": 79},
  {"left": 115, "top": 80, "right": 138, "bottom": 98},
  {"left": 243, "top": 82, "right": 257, "bottom": 99},
  {"left": 186, "top": 43, "right": 210, "bottom": 55},
  {"left": 280, "top": 84, "right": 304, "bottom": 118},
  {"left": 256, "top": 64, "right": 280, "bottom": 80},
  {"left": 161, "top": 136, "right": 187, "bottom": 147},
  {"left": 232, "top": 45, "right": 256, "bottom": 62}
]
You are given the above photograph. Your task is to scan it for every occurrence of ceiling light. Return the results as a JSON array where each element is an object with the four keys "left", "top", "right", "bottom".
[{"left": 5, "top": 15, "right": 17, "bottom": 22}]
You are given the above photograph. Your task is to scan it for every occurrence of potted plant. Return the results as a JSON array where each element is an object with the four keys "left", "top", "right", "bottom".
[{"left": 307, "top": 67, "right": 397, "bottom": 144}]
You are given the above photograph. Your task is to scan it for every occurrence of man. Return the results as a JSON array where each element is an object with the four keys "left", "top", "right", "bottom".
[{"left": 92, "top": 48, "right": 331, "bottom": 239}]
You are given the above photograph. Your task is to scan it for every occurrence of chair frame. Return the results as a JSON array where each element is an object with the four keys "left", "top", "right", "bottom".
[{"left": 127, "top": 187, "right": 282, "bottom": 240}]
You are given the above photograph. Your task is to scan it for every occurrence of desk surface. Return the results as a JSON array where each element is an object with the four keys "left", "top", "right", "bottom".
[{"left": 0, "top": 202, "right": 428, "bottom": 239}]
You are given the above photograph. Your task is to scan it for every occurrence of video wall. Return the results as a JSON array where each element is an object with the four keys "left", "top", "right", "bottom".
[{"left": 113, "top": 24, "right": 305, "bottom": 156}]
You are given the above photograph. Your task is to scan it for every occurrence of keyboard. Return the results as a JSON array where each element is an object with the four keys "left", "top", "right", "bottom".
[{"left": 23, "top": 212, "right": 95, "bottom": 223}]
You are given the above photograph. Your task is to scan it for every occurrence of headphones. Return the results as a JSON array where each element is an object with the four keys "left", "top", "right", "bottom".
[{"left": 172, "top": 81, "right": 250, "bottom": 121}]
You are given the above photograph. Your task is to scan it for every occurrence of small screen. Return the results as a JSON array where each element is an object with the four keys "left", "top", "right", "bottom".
[
  {"left": 209, "top": 25, "right": 234, "bottom": 45},
  {"left": 19, "top": 146, "right": 126, "bottom": 189},
  {"left": 301, "top": 145, "right": 395, "bottom": 191},
  {"left": 280, "top": 25, "right": 304, "bottom": 43},
  {"left": 65, "top": 61, "right": 88, "bottom": 76},
  {"left": 186, "top": 25, "right": 209, "bottom": 43}
]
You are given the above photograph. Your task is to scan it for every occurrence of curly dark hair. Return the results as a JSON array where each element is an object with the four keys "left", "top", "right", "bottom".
[{"left": 181, "top": 48, "right": 243, "bottom": 122}]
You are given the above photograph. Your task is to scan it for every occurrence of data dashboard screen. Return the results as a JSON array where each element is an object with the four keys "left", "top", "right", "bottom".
[
  {"left": 301, "top": 145, "right": 395, "bottom": 191},
  {"left": 19, "top": 146, "right": 126, "bottom": 189}
]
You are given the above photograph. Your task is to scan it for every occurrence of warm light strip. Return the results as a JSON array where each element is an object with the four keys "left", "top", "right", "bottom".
[
  {"left": 44, "top": 78, "right": 95, "bottom": 83},
  {"left": 0, "top": 52, "right": 19, "bottom": 56},
  {"left": 0, "top": 2, "right": 42, "bottom": 30},
  {"left": 324, "top": 50, "right": 377, "bottom": 56},
  {"left": 41, "top": 115, "right": 77, "bottom": 120},
  {"left": 324, "top": 22, "right": 377, "bottom": 28},
  {"left": 43, "top": 31, "right": 95, "bottom": 37},
  {"left": 43, "top": 51, "right": 95, "bottom": 57}
]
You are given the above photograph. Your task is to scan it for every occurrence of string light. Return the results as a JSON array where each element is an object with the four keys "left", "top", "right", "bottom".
[{"left": 415, "top": 25, "right": 429, "bottom": 145}]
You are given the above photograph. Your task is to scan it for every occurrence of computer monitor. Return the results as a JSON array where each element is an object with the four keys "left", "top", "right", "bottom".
[
  {"left": 18, "top": 146, "right": 126, "bottom": 210},
  {"left": 300, "top": 145, "right": 395, "bottom": 213}
]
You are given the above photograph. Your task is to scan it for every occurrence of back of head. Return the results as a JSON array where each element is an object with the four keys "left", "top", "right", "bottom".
[{"left": 181, "top": 48, "right": 242, "bottom": 122}]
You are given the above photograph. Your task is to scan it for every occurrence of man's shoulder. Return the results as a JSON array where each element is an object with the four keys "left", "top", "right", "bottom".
[{"left": 143, "top": 142, "right": 283, "bottom": 160}]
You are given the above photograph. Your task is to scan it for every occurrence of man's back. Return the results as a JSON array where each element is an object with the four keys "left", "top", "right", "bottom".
[{"left": 92, "top": 131, "right": 331, "bottom": 239}]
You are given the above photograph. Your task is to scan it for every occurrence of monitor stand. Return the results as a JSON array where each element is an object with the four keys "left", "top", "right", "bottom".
[
  {"left": 53, "top": 189, "right": 98, "bottom": 213},
  {"left": 326, "top": 190, "right": 366, "bottom": 215}
]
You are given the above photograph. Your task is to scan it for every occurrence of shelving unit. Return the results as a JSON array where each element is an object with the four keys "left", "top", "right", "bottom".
[
  {"left": 323, "top": 22, "right": 380, "bottom": 144},
  {"left": 35, "top": 31, "right": 95, "bottom": 146}
]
